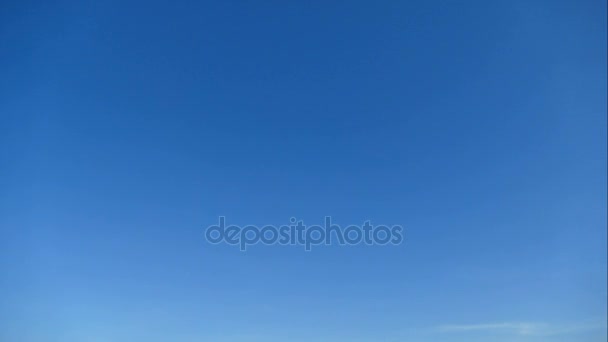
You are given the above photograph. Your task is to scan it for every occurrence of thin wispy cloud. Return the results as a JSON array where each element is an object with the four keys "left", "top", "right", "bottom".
[{"left": 438, "top": 320, "right": 606, "bottom": 337}]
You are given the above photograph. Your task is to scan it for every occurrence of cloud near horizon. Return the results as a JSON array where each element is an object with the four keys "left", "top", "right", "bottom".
[{"left": 438, "top": 320, "right": 607, "bottom": 337}]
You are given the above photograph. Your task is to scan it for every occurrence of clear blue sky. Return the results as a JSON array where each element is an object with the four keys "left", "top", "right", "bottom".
[{"left": 1, "top": 0, "right": 606, "bottom": 341}]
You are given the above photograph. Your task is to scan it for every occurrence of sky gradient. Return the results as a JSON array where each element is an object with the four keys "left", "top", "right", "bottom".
[{"left": 1, "top": 0, "right": 607, "bottom": 341}]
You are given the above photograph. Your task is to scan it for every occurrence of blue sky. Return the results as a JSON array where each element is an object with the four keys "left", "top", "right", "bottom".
[{"left": 1, "top": 0, "right": 606, "bottom": 341}]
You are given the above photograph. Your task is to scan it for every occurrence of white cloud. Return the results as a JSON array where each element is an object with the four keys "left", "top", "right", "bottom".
[{"left": 437, "top": 320, "right": 606, "bottom": 336}]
